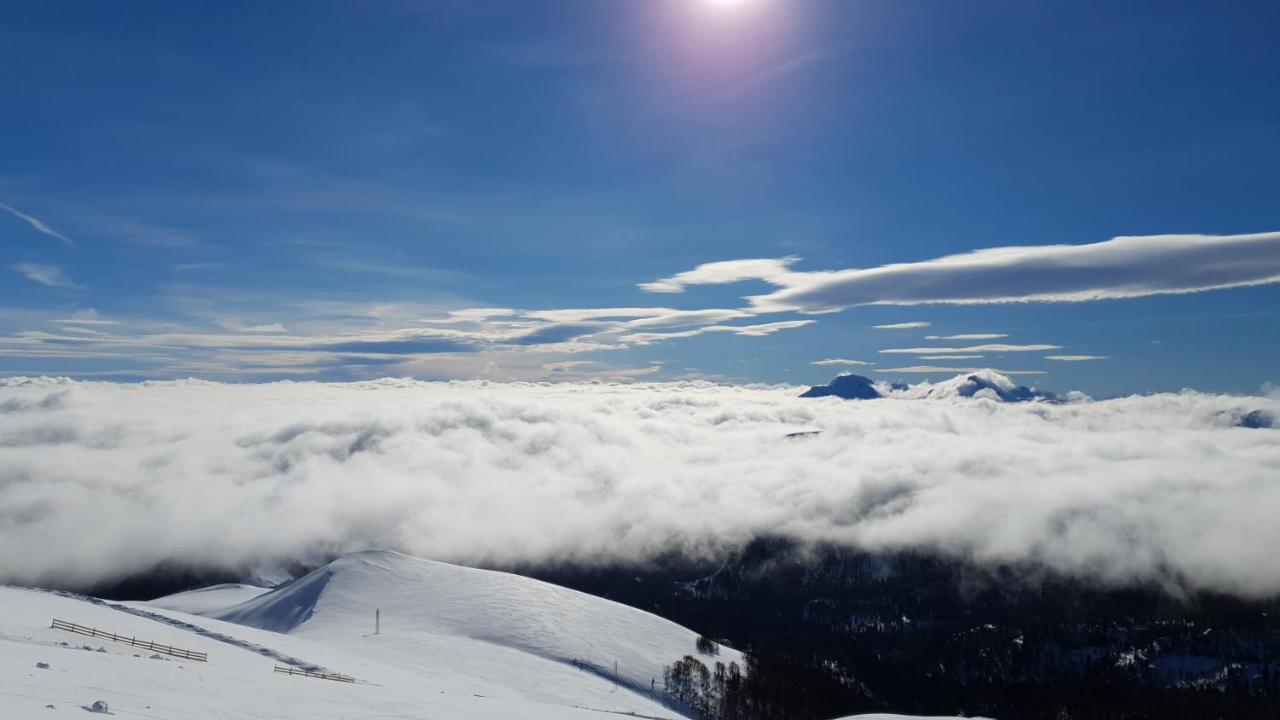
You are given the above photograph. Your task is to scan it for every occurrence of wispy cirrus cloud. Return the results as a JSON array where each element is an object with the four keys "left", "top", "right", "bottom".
[
  {"left": 880, "top": 343, "right": 1060, "bottom": 354},
  {"left": 875, "top": 365, "right": 1047, "bottom": 375},
  {"left": 926, "top": 333, "right": 1008, "bottom": 340},
  {"left": 811, "top": 358, "right": 873, "bottom": 366},
  {"left": 54, "top": 309, "right": 116, "bottom": 326},
  {"left": 621, "top": 320, "right": 815, "bottom": 345},
  {"left": 0, "top": 289, "right": 817, "bottom": 381},
  {"left": 12, "top": 263, "right": 81, "bottom": 290},
  {"left": 873, "top": 321, "right": 930, "bottom": 330},
  {"left": 0, "top": 203, "right": 74, "bottom": 247},
  {"left": 1046, "top": 355, "right": 1108, "bottom": 362}
]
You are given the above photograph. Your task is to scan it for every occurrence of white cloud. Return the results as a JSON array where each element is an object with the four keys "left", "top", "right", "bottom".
[
  {"left": 873, "top": 321, "right": 930, "bottom": 330},
  {"left": 874, "top": 366, "right": 1047, "bottom": 375},
  {"left": 1, "top": 295, "right": 820, "bottom": 381},
  {"left": 643, "top": 231, "right": 1280, "bottom": 312},
  {"left": 638, "top": 257, "right": 800, "bottom": 293},
  {"left": 1046, "top": 355, "right": 1108, "bottom": 361},
  {"left": 925, "top": 333, "right": 1008, "bottom": 340},
  {"left": 1, "top": 378, "right": 1276, "bottom": 598},
  {"left": 0, "top": 203, "right": 74, "bottom": 247},
  {"left": 620, "top": 320, "right": 814, "bottom": 345},
  {"left": 55, "top": 309, "right": 117, "bottom": 325},
  {"left": 624, "top": 309, "right": 755, "bottom": 329},
  {"left": 542, "top": 360, "right": 596, "bottom": 372},
  {"left": 916, "top": 355, "right": 984, "bottom": 360},
  {"left": 13, "top": 262, "right": 80, "bottom": 290},
  {"left": 880, "top": 344, "right": 1060, "bottom": 354},
  {"left": 522, "top": 307, "right": 678, "bottom": 323},
  {"left": 430, "top": 308, "right": 518, "bottom": 324},
  {"left": 722, "top": 320, "right": 814, "bottom": 336},
  {"left": 811, "top": 358, "right": 873, "bottom": 366}
]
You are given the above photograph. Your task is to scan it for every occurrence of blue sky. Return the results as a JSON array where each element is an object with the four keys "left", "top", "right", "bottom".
[{"left": 2, "top": 0, "right": 1278, "bottom": 395}]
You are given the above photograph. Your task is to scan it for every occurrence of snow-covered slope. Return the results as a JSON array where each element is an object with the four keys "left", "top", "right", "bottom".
[
  {"left": 147, "top": 583, "right": 271, "bottom": 615},
  {"left": 1, "top": 549, "right": 744, "bottom": 719},
  {"left": 204, "top": 549, "right": 741, "bottom": 698}
]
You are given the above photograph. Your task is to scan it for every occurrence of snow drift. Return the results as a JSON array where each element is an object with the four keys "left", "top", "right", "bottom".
[{"left": 0, "top": 374, "right": 1277, "bottom": 596}]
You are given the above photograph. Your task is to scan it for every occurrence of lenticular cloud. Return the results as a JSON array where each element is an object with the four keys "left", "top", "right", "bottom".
[{"left": 1, "top": 377, "right": 1277, "bottom": 597}]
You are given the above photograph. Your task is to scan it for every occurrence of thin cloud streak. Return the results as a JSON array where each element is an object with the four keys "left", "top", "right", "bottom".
[
  {"left": 811, "top": 358, "right": 873, "bottom": 366},
  {"left": 873, "top": 321, "right": 930, "bottom": 330},
  {"left": 0, "top": 203, "right": 75, "bottom": 247},
  {"left": 1046, "top": 355, "right": 1108, "bottom": 361},
  {"left": 875, "top": 366, "right": 1048, "bottom": 375},
  {"left": 880, "top": 344, "right": 1061, "bottom": 354}
]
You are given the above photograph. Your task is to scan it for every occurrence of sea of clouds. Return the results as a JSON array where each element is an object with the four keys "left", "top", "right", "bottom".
[{"left": 1, "top": 376, "right": 1277, "bottom": 597}]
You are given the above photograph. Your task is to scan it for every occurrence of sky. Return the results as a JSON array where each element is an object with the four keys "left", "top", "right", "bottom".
[{"left": 2, "top": 0, "right": 1278, "bottom": 396}]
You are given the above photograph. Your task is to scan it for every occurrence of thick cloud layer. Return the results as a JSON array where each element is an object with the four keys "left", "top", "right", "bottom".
[{"left": 1, "top": 377, "right": 1277, "bottom": 597}]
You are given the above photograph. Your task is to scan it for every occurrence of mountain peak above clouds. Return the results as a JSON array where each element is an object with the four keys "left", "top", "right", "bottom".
[
  {"left": 801, "top": 369, "right": 1058, "bottom": 403},
  {"left": 799, "top": 374, "right": 882, "bottom": 399}
]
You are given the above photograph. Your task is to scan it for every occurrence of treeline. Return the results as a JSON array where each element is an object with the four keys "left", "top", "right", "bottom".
[
  {"left": 662, "top": 647, "right": 874, "bottom": 720},
  {"left": 532, "top": 537, "right": 1280, "bottom": 719}
]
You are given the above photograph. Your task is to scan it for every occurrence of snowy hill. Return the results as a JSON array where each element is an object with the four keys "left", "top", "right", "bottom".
[
  {"left": 146, "top": 583, "right": 271, "bottom": 615},
  {"left": 1, "top": 550, "right": 737, "bottom": 719},
  {"left": 202, "top": 549, "right": 742, "bottom": 697}
]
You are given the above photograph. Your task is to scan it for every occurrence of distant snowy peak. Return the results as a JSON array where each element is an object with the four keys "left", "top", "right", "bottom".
[
  {"left": 799, "top": 373, "right": 881, "bottom": 399},
  {"left": 801, "top": 369, "right": 1059, "bottom": 403},
  {"left": 902, "top": 368, "right": 1057, "bottom": 403}
]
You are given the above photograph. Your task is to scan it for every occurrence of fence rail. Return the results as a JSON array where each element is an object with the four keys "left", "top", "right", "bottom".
[
  {"left": 50, "top": 618, "right": 208, "bottom": 662},
  {"left": 274, "top": 665, "right": 355, "bottom": 684}
]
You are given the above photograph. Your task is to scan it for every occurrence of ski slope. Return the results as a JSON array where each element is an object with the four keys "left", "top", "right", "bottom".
[{"left": 0, "top": 550, "right": 717, "bottom": 719}]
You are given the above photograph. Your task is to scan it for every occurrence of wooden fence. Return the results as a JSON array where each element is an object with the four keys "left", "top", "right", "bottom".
[
  {"left": 273, "top": 665, "right": 356, "bottom": 683},
  {"left": 50, "top": 618, "right": 208, "bottom": 662}
]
